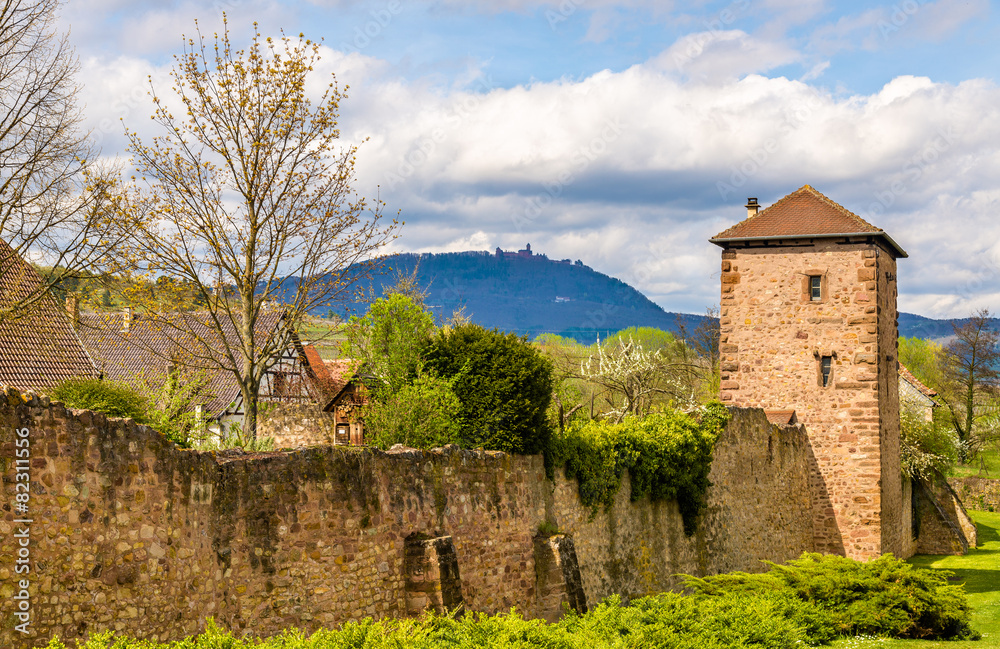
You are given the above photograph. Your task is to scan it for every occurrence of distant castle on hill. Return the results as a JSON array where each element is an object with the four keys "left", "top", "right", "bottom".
[{"left": 494, "top": 243, "right": 580, "bottom": 266}]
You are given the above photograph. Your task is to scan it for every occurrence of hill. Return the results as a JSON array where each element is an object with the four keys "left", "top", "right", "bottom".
[
  {"left": 317, "top": 248, "right": 989, "bottom": 343},
  {"left": 328, "top": 249, "right": 709, "bottom": 343}
]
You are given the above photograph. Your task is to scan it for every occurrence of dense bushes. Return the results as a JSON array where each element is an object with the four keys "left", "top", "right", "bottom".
[
  {"left": 422, "top": 323, "right": 554, "bottom": 455},
  {"left": 362, "top": 372, "right": 463, "bottom": 450},
  {"left": 51, "top": 377, "right": 200, "bottom": 448},
  {"left": 48, "top": 553, "right": 978, "bottom": 648},
  {"left": 51, "top": 378, "right": 146, "bottom": 421},
  {"left": 546, "top": 402, "right": 729, "bottom": 534},
  {"left": 683, "top": 552, "right": 979, "bottom": 641}
]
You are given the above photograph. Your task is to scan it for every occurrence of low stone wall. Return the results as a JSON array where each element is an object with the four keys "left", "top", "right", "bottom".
[
  {"left": 949, "top": 476, "right": 1000, "bottom": 512},
  {"left": 0, "top": 389, "right": 814, "bottom": 647},
  {"left": 257, "top": 403, "right": 340, "bottom": 448}
]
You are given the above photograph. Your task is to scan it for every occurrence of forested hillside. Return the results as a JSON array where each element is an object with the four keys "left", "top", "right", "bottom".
[{"left": 329, "top": 251, "right": 710, "bottom": 343}]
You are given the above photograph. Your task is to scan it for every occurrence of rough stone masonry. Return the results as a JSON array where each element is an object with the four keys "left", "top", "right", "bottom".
[
  {"left": 0, "top": 388, "right": 814, "bottom": 646},
  {"left": 711, "top": 185, "right": 905, "bottom": 560}
]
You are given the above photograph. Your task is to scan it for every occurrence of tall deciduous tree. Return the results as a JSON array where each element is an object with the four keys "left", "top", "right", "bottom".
[
  {"left": 114, "top": 20, "right": 397, "bottom": 438},
  {"left": 0, "top": 0, "right": 120, "bottom": 320},
  {"left": 339, "top": 293, "right": 436, "bottom": 394},
  {"left": 941, "top": 308, "right": 1000, "bottom": 461}
]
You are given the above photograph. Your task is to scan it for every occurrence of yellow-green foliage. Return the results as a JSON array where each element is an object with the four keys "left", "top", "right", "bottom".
[{"left": 545, "top": 402, "right": 730, "bottom": 535}]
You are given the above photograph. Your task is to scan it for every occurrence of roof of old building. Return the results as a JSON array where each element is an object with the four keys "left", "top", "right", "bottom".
[
  {"left": 0, "top": 239, "right": 99, "bottom": 391},
  {"left": 319, "top": 359, "right": 365, "bottom": 411},
  {"left": 77, "top": 310, "right": 287, "bottom": 416},
  {"left": 710, "top": 185, "right": 907, "bottom": 258},
  {"left": 898, "top": 363, "right": 939, "bottom": 399},
  {"left": 764, "top": 409, "right": 798, "bottom": 426}
]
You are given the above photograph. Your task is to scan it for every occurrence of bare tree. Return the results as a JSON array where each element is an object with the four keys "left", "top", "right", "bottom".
[
  {"left": 0, "top": 0, "right": 120, "bottom": 321},
  {"left": 113, "top": 20, "right": 398, "bottom": 438},
  {"left": 941, "top": 307, "right": 1000, "bottom": 461}
]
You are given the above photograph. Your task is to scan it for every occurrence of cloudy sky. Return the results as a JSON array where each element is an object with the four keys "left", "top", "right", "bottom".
[{"left": 60, "top": 0, "right": 1000, "bottom": 318}]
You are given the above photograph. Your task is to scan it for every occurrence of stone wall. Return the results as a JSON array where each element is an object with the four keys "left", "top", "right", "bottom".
[
  {"left": 913, "top": 475, "right": 978, "bottom": 555},
  {"left": 0, "top": 390, "right": 814, "bottom": 647},
  {"left": 718, "top": 240, "right": 902, "bottom": 559},
  {"left": 258, "top": 403, "right": 340, "bottom": 448},
  {"left": 949, "top": 477, "right": 1000, "bottom": 513}
]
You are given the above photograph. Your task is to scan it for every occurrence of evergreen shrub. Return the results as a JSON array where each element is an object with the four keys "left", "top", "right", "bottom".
[
  {"left": 682, "top": 552, "right": 979, "bottom": 641},
  {"left": 421, "top": 323, "right": 554, "bottom": 455},
  {"left": 51, "top": 378, "right": 147, "bottom": 421}
]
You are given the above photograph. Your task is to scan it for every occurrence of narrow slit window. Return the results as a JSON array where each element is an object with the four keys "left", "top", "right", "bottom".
[
  {"left": 810, "top": 275, "right": 822, "bottom": 301},
  {"left": 820, "top": 356, "right": 832, "bottom": 387}
]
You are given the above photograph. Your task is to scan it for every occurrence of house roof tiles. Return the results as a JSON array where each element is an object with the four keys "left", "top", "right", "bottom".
[
  {"left": 77, "top": 310, "right": 286, "bottom": 416},
  {"left": 764, "top": 409, "right": 798, "bottom": 426},
  {"left": 710, "top": 185, "right": 907, "bottom": 258},
  {"left": 0, "top": 239, "right": 99, "bottom": 391},
  {"left": 898, "top": 363, "right": 938, "bottom": 399}
]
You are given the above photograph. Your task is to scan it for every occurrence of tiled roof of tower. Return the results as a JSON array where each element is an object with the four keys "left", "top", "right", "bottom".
[
  {"left": 0, "top": 239, "right": 99, "bottom": 391},
  {"left": 710, "top": 185, "right": 907, "bottom": 258}
]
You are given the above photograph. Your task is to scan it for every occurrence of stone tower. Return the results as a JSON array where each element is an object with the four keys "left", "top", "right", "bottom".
[{"left": 709, "top": 185, "right": 907, "bottom": 560}]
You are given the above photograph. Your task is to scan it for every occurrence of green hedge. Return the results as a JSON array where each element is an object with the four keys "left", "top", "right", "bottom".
[
  {"left": 46, "top": 553, "right": 978, "bottom": 648},
  {"left": 683, "top": 552, "right": 979, "bottom": 641},
  {"left": 421, "top": 324, "right": 554, "bottom": 455},
  {"left": 545, "top": 402, "right": 729, "bottom": 534}
]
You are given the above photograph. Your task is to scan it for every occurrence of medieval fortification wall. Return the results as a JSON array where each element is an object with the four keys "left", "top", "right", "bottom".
[{"left": 0, "top": 388, "right": 815, "bottom": 647}]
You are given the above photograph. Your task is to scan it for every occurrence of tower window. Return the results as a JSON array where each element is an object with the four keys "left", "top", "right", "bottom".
[
  {"left": 809, "top": 276, "right": 822, "bottom": 301},
  {"left": 820, "top": 356, "right": 832, "bottom": 387}
]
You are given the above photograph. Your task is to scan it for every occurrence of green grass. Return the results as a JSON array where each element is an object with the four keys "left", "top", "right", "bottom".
[
  {"left": 950, "top": 449, "right": 1000, "bottom": 479},
  {"left": 297, "top": 317, "right": 347, "bottom": 359},
  {"left": 831, "top": 509, "right": 1000, "bottom": 649}
]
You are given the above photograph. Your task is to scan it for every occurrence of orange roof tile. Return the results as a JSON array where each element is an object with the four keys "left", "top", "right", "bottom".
[
  {"left": 898, "top": 363, "right": 938, "bottom": 399},
  {"left": 78, "top": 310, "right": 286, "bottom": 416},
  {"left": 710, "top": 185, "right": 907, "bottom": 258},
  {"left": 764, "top": 409, "right": 798, "bottom": 426}
]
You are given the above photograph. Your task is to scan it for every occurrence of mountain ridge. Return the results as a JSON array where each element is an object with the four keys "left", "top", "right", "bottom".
[{"left": 324, "top": 249, "right": 976, "bottom": 343}]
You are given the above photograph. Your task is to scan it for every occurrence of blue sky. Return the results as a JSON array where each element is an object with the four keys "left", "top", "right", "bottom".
[{"left": 61, "top": 0, "right": 1000, "bottom": 318}]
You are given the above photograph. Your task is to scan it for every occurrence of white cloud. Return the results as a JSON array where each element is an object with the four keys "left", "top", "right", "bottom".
[
  {"left": 68, "top": 10, "right": 1000, "bottom": 318},
  {"left": 655, "top": 30, "right": 801, "bottom": 82}
]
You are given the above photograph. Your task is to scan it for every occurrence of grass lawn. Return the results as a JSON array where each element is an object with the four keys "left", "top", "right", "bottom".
[
  {"left": 830, "top": 509, "right": 1000, "bottom": 649},
  {"left": 950, "top": 449, "right": 1000, "bottom": 480}
]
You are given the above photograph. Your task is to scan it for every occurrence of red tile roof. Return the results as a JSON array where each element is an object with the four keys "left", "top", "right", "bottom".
[
  {"left": 319, "top": 359, "right": 358, "bottom": 409},
  {"left": 898, "top": 363, "right": 938, "bottom": 398},
  {"left": 0, "top": 238, "right": 99, "bottom": 390},
  {"left": 710, "top": 185, "right": 907, "bottom": 258},
  {"left": 764, "top": 409, "right": 798, "bottom": 426}
]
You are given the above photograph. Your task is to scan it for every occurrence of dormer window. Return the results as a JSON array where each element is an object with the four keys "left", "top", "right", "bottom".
[{"left": 810, "top": 276, "right": 822, "bottom": 301}]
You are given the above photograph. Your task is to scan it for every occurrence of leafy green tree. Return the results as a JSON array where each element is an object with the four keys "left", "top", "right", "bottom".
[
  {"left": 111, "top": 20, "right": 396, "bottom": 439},
  {"left": 899, "top": 336, "right": 947, "bottom": 391},
  {"left": 423, "top": 324, "right": 554, "bottom": 454},
  {"left": 940, "top": 308, "right": 1000, "bottom": 461},
  {"left": 340, "top": 293, "right": 436, "bottom": 394},
  {"left": 361, "top": 371, "right": 462, "bottom": 450}
]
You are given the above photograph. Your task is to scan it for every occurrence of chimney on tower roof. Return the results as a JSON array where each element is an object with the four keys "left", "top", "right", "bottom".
[{"left": 746, "top": 197, "right": 759, "bottom": 219}]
